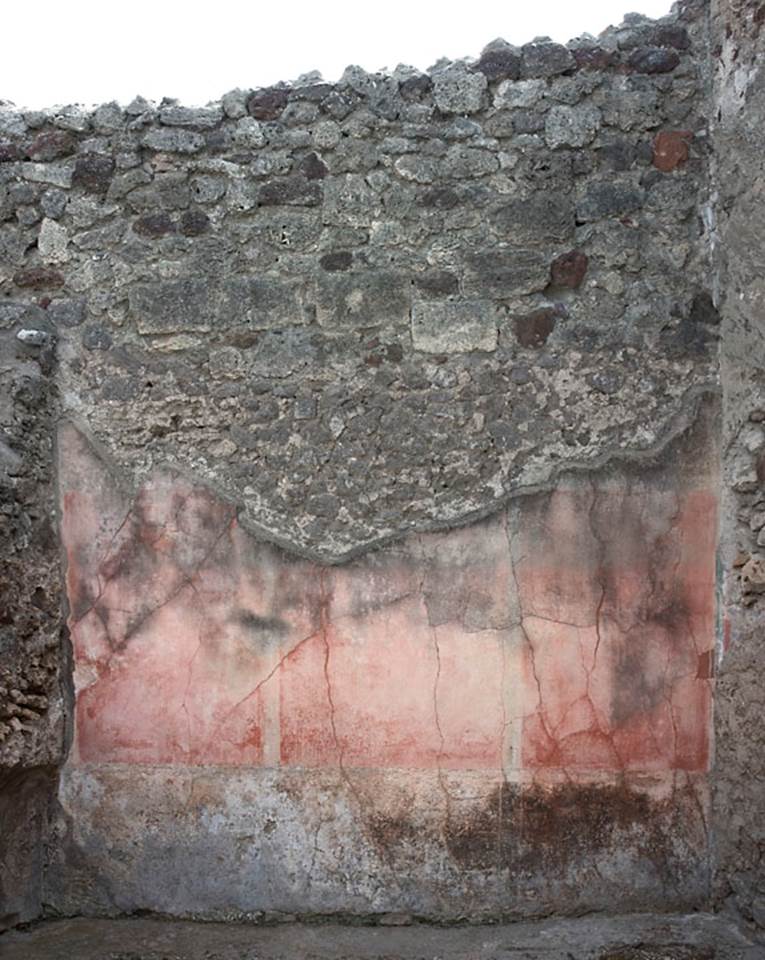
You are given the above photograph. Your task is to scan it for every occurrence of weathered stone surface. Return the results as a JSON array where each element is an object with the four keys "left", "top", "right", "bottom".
[
  {"left": 520, "top": 41, "right": 575, "bottom": 78},
  {"left": 653, "top": 130, "right": 693, "bottom": 172},
  {"left": 576, "top": 180, "right": 644, "bottom": 221},
  {"left": 492, "top": 194, "right": 575, "bottom": 244},
  {"left": 545, "top": 104, "right": 601, "bottom": 149},
  {"left": 628, "top": 46, "right": 681, "bottom": 74},
  {"left": 247, "top": 87, "right": 290, "bottom": 120},
  {"left": 129, "top": 279, "right": 216, "bottom": 333},
  {"left": 550, "top": 250, "right": 588, "bottom": 288},
  {"left": 317, "top": 270, "right": 410, "bottom": 329},
  {"left": 142, "top": 127, "right": 205, "bottom": 153},
  {"left": 474, "top": 40, "right": 521, "bottom": 82},
  {"left": 514, "top": 306, "right": 560, "bottom": 347},
  {"left": 411, "top": 299, "right": 498, "bottom": 353},
  {"left": 432, "top": 63, "right": 487, "bottom": 114},
  {"left": 464, "top": 248, "right": 549, "bottom": 297},
  {"left": 37, "top": 218, "right": 69, "bottom": 263},
  {"left": 71, "top": 152, "right": 115, "bottom": 193},
  {"left": 259, "top": 175, "right": 322, "bottom": 206}
]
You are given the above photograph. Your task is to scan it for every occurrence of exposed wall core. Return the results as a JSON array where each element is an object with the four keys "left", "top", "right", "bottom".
[{"left": 0, "top": 0, "right": 763, "bottom": 933}]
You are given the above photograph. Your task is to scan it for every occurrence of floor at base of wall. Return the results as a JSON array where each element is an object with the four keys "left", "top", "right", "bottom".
[{"left": 0, "top": 913, "right": 761, "bottom": 960}]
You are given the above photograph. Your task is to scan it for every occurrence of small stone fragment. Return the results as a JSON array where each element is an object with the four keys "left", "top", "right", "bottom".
[
  {"left": 514, "top": 307, "right": 559, "bottom": 347},
  {"left": 179, "top": 209, "right": 210, "bottom": 236},
  {"left": 652, "top": 130, "right": 692, "bottom": 172},
  {"left": 72, "top": 153, "right": 115, "bottom": 193},
  {"left": 411, "top": 300, "right": 498, "bottom": 353},
  {"left": 550, "top": 250, "right": 589, "bottom": 288},
  {"left": 545, "top": 104, "right": 601, "bottom": 149},
  {"left": 258, "top": 176, "right": 322, "bottom": 206},
  {"left": 474, "top": 40, "right": 521, "bottom": 82},
  {"left": 298, "top": 152, "right": 329, "bottom": 180},
  {"left": 133, "top": 213, "right": 176, "bottom": 238},
  {"left": 628, "top": 47, "right": 681, "bottom": 74},
  {"left": 319, "top": 251, "right": 353, "bottom": 271},
  {"left": 521, "top": 41, "right": 575, "bottom": 78},
  {"left": 13, "top": 266, "right": 65, "bottom": 289},
  {"left": 27, "top": 130, "right": 75, "bottom": 161},
  {"left": 247, "top": 88, "right": 290, "bottom": 121},
  {"left": 38, "top": 218, "right": 69, "bottom": 263}
]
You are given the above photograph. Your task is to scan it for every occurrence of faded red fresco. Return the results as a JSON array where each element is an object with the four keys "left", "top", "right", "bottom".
[{"left": 59, "top": 423, "right": 716, "bottom": 776}]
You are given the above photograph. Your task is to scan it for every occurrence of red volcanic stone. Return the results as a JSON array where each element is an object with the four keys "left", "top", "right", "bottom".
[
  {"left": 13, "top": 266, "right": 65, "bottom": 289},
  {"left": 550, "top": 250, "right": 589, "bottom": 289},
  {"left": 133, "top": 212, "right": 176, "bottom": 238},
  {"left": 628, "top": 46, "right": 681, "bottom": 74},
  {"left": 0, "top": 142, "right": 21, "bottom": 162},
  {"left": 179, "top": 209, "right": 210, "bottom": 236},
  {"left": 572, "top": 46, "right": 617, "bottom": 71},
  {"left": 514, "top": 307, "right": 559, "bottom": 348},
  {"left": 72, "top": 153, "right": 115, "bottom": 194},
  {"left": 27, "top": 130, "right": 76, "bottom": 161},
  {"left": 247, "top": 87, "right": 289, "bottom": 120},
  {"left": 298, "top": 151, "right": 328, "bottom": 180},
  {"left": 653, "top": 130, "right": 693, "bottom": 172}
]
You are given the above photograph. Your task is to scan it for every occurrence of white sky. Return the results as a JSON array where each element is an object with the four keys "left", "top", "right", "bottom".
[{"left": 4, "top": 0, "right": 673, "bottom": 109}]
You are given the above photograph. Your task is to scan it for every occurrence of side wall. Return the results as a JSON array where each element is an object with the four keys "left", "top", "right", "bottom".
[
  {"left": 711, "top": 0, "right": 765, "bottom": 933},
  {"left": 0, "top": 303, "right": 65, "bottom": 928}
]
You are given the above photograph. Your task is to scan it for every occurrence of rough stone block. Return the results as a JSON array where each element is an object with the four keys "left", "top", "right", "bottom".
[
  {"left": 545, "top": 104, "right": 601, "bottom": 149},
  {"left": 432, "top": 63, "right": 487, "bottom": 115},
  {"left": 316, "top": 270, "right": 410, "bottom": 329},
  {"left": 411, "top": 299, "right": 498, "bottom": 353},
  {"left": 464, "top": 248, "right": 550, "bottom": 298},
  {"left": 129, "top": 278, "right": 216, "bottom": 334},
  {"left": 220, "top": 276, "right": 309, "bottom": 329},
  {"left": 492, "top": 193, "right": 575, "bottom": 244}
]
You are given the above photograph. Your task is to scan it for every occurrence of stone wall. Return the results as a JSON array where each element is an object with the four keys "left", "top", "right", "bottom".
[
  {"left": 0, "top": 0, "right": 761, "bottom": 930},
  {"left": 0, "top": 283, "right": 66, "bottom": 927},
  {"left": 710, "top": 0, "right": 765, "bottom": 934}
]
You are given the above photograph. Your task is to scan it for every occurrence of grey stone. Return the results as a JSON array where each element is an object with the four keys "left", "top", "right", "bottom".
[
  {"left": 577, "top": 180, "right": 644, "bottom": 221},
  {"left": 316, "top": 271, "right": 410, "bottom": 329},
  {"left": 521, "top": 42, "right": 575, "bottom": 78},
  {"left": 82, "top": 326, "right": 112, "bottom": 351},
  {"left": 16, "top": 328, "right": 51, "bottom": 347},
  {"left": 432, "top": 64, "right": 487, "bottom": 115},
  {"left": 40, "top": 189, "right": 68, "bottom": 220},
  {"left": 47, "top": 299, "right": 86, "bottom": 328},
  {"left": 464, "top": 248, "right": 549, "bottom": 297},
  {"left": 411, "top": 300, "right": 498, "bottom": 353},
  {"left": 37, "top": 219, "right": 69, "bottom": 263},
  {"left": 545, "top": 104, "right": 601, "bottom": 149},
  {"left": 220, "top": 277, "right": 309, "bottom": 330},
  {"left": 221, "top": 89, "right": 249, "bottom": 119},
  {"left": 492, "top": 193, "right": 575, "bottom": 244},
  {"left": 142, "top": 128, "right": 206, "bottom": 153},
  {"left": 474, "top": 39, "right": 521, "bottom": 82},
  {"left": 159, "top": 105, "right": 223, "bottom": 129},
  {"left": 129, "top": 278, "right": 217, "bottom": 334}
]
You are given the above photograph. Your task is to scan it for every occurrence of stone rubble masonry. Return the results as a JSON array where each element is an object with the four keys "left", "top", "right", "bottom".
[{"left": 0, "top": 0, "right": 762, "bottom": 938}]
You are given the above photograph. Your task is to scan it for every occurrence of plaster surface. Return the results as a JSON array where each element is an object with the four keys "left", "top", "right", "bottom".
[{"left": 47, "top": 408, "right": 719, "bottom": 918}]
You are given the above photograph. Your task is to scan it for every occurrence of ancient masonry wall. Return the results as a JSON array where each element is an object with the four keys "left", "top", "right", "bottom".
[
  {"left": 710, "top": 0, "right": 765, "bottom": 932},
  {"left": 0, "top": 0, "right": 760, "bottom": 931}
]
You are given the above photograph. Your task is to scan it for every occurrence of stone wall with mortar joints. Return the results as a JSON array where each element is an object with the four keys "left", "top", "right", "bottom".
[
  {"left": 0, "top": 0, "right": 750, "bottom": 928},
  {"left": 0, "top": 300, "right": 66, "bottom": 928},
  {"left": 0, "top": 3, "right": 716, "bottom": 563},
  {"left": 710, "top": 0, "right": 765, "bottom": 938}
]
